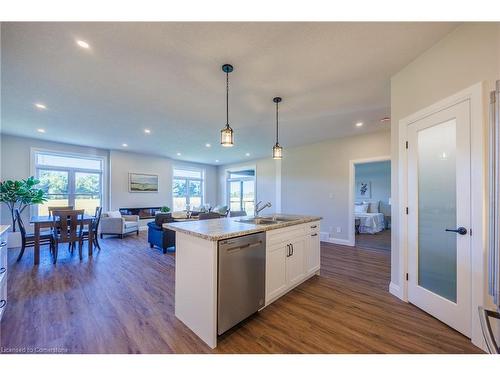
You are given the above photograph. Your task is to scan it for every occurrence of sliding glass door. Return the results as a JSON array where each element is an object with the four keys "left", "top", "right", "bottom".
[{"left": 227, "top": 169, "right": 256, "bottom": 215}]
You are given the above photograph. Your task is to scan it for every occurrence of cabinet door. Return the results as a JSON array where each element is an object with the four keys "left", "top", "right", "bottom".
[
  {"left": 305, "top": 232, "right": 321, "bottom": 275},
  {"left": 286, "top": 237, "right": 306, "bottom": 286},
  {"left": 266, "top": 244, "right": 288, "bottom": 304}
]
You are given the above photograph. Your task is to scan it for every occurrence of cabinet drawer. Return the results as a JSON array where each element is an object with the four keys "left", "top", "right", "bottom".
[
  {"left": 307, "top": 221, "right": 320, "bottom": 234},
  {"left": 0, "top": 242, "right": 7, "bottom": 271},
  {"left": 267, "top": 225, "right": 306, "bottom": 248}
]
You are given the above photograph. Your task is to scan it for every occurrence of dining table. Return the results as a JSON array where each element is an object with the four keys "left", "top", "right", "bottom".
[{"left": 30, "top": 214, "right": 95, "bottom": 265}]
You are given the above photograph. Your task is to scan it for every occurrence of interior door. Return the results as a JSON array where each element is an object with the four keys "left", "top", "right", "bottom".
[{"left": 407, "top": 99, "right": 472, "bottom": 337}]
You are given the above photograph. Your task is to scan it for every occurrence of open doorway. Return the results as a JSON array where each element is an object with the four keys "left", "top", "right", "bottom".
[{"left": 349, "top": 158, "right": 391, "bottom": 251}]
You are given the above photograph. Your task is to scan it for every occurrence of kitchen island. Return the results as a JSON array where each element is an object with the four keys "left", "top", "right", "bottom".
[{"left": 164, "top": 214, "right": 321, "bottom": 349}]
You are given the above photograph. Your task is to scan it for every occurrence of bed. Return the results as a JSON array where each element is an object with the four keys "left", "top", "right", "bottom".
[{"left": 355, "top": 212, "right": 385, "bottom": 234}]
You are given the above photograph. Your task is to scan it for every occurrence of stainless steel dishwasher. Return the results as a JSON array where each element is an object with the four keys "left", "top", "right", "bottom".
[{"left": 217, "top": 232, "right": 266, "bottom": 335}]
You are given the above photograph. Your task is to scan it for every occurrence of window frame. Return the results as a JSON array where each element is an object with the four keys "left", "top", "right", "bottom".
[
  {"left": 31, "top": 148, "right": 106, "bottom": 216},
  {"left": 225, "top": 167, "right": 256, "bottom": 215},
  {"left": 172, "top": 167, "right": 205, "bottom": 211}
]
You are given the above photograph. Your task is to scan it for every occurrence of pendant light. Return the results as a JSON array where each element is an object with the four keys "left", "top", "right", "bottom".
[
  {"left": 220, "top": 64, "right": 234, "bottom": 147},
  {"left": 272, "top": 97, "right": 283, "bottom": 159}
]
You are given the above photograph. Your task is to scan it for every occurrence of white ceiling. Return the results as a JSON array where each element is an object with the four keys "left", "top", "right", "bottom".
[{"left": 1, "top": 22, "right": 458, "bottom": 165}]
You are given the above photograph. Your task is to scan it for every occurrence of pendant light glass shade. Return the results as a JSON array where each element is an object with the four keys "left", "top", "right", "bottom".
[
  {"left": 220, "top": 64, "right": 234, "bottom": 147},
  {"left": 272, "top": 97, "right": 283, "bottom": 159},
  {"left": 221, "top": 124, "right": 234, "bottom": 147},
  {"left": 273, "top": 143, "right": 283, "bottom": 159}
]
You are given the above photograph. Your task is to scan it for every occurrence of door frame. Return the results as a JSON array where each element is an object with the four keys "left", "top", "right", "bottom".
[
  {"left": 397, "top": 82, "right": 485, "bottom": 349},
  {"left": 348, "top": 155, "right": 391, "bottom": 247}
]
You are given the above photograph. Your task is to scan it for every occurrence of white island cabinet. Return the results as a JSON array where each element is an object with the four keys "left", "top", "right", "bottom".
[{"left": 165, "top": 215, "right": 321, "bottom": 349}]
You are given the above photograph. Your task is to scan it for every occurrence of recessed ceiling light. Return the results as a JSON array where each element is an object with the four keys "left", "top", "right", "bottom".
[
  {"left": 215, "top": 159, "right": 220, "bottom": 163},
  {"left": 245, "top": 153, "right": 251, "bottom": 157},
  {"left": 355, "top": 122, "right": 363, "bottom": 127},
  {"left": 37, "top": 128, "right": 46, "bottom": 133},
  {"left": 205, "top": 143, "right": 211, "bottom": 148},
  {"left": 144, "top": 129, "right": 151, "bottom": 134},
  {"left": 122, "top": 143, "right": 128, "bottom": 147},
  {"left": 76, "top": 40, "right": 90, "bottom": 49},
  {"left": 177, "top": 152, "right": 182, "bottom": 156},
  {"left": 35, "top": 103, "right": 47, "bottom": 110}
]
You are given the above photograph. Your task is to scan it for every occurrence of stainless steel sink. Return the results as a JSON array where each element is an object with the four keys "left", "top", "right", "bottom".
[
  {"left": 235, "top": 218, "right": 280, "bottom": 225},
  {"left": 261, "top": 216, "right": 297, "bottom": 222}
]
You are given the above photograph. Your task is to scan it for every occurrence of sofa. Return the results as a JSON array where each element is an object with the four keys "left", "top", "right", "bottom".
[
  {"left": 100, "top": 211, "right": 140, "bottom": 238},
  {"left": 147, "top": 213, "right": 176, "bottom": 253}
]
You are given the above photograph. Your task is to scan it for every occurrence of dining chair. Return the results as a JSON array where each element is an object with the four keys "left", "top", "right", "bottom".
[
  {"left": 198, "top": 212, "right": 221, "bottom": 220},
  {"left": 50, "top": 209, "right": 85, "bottom": 263},
  {"left": 15, "top": 209, "right": 54, "bottom": 262},
  {"left": 48, "top": 206, "right": 74, "bottom": 217},
  {"left": 80, "top": 207, "right": 102, "bottom": 251}
]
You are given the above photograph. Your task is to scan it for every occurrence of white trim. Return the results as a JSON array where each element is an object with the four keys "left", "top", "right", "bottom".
[
  {"left": 397, "top": 82, "right": 485, "bottom": 350},
  {"left": 389, "top": 282, "right": 402, "bottom": 299},
  {"left": 30, "top": 147, "right": 108, "bottom": 215},
  {"left": 320, "top": 233, "right": 353, "bottom": 246},
  {"left": 348, "top": 155, "right": 391, "bottom": 247},
  {"left": 223, "top": 164, "right": 257, "bottom": 214}
]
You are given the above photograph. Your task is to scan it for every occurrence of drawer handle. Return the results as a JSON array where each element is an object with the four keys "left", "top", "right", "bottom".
[
  {"left": 0, "top": 241, "right": 6, "bottom": 247},
  {"left": 311, "top": 233, "right": 318, "bottom": 237},
  {"left": 0, "top": 267, "right": 5, "bottom": 275},
  {"left": 310, "top": 225, "right": 317, "bottom": 229},
  {"left": 0, "top": 299, "right": 5, "bottom": 309}
]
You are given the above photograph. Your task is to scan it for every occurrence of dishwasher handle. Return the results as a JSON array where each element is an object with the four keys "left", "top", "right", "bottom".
[{"left": 225, "top": 240, "right": 263, "bottom": 253}]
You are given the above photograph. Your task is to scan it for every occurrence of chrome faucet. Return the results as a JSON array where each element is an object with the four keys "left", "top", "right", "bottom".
[{"left": 255, "top": 201, "right": 272, "bottom": 216}]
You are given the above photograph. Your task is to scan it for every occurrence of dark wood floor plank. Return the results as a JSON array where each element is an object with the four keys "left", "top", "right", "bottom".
[{"left": 0, "top": 232, "right": 482, "bottom": 354}]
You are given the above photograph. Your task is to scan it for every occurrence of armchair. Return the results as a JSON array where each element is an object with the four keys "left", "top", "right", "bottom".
[
  {"left": 100, "top": 211, "right": 140, "bottom": 239},
  {"left": 147, "top": 213, "right": 175, "bottom": 253}
]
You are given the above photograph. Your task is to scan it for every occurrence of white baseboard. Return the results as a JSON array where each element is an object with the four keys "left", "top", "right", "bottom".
[
  {"left": 320, "top": 232, "right": 354, "bottom": 246},
  {"left": 389, "top": 281, "right": 403, "bottom": 299}
]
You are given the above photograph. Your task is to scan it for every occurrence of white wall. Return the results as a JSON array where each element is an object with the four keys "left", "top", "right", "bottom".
[
  {"left": 109, "top": 149, "right": 217, "bottom": 214},
  {"left": 390, "top": 23, "right": 500, "bottom": 290},
  {"left": 281, "top": 131, "right": 390, "bottom": 241},
  {"left": 355, "top": 161, "right": 391, "bottom": 205},
  {"left": 0, "top": 134, "right": 218, "bottom": 229},
  {"left": 0, "top": 134, "right": 110, "bottom": 227},
  {"left": 216, "top": 158, "right": 280, "bottom": 211}
]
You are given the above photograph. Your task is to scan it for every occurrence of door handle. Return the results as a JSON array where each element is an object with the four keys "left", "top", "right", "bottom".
[
  {"left": 286, "top": 244, "right": 291, "bottom": 257},
  {"left": 290, "top": 244, "right": 294, "bottom": 256},
  {"left": 445, "top": 227, "right": 468, "bottom": 235}
]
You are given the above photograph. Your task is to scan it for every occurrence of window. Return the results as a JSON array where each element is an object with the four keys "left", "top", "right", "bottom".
[
  {"left": 34, "top": 151, "right": 104, "bottom": 215},
  {"left": 227, "top": 169, "right": 255, "bottom": 216},
  {"left": 172, "top": 168, "right": 204, "bottom": 211}
]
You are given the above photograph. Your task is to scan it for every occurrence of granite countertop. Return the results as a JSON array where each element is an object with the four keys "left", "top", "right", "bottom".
[
  {"left": 0, "top": 225, "right": 10, "bottom": 237},
  {"left": 164, "top": 214, "right": 321, "bottom": 241}
]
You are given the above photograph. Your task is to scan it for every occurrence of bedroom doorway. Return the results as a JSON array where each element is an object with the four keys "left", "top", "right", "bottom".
[{"left": 348, "top": 157, "right": 391, "bottom": 251}]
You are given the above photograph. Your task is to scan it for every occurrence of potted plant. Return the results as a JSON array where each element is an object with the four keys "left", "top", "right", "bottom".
[
  {"left": 160, "top": 206, "right": 170, "bottom": 213},
  {"left": 0, "top": 176, "right": 47, "bottom": 246}
]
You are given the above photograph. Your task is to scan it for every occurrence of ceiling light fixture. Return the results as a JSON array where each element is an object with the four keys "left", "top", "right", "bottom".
[
  {"left": 177, "top": 152, "right": 182, "bottom": 156},
  {"left": 205, "top": 143, "right": 211, "bottom": 148},
  {"left": 272, "top": 97, "right": 283, "bottom": 160},
  {"left": 144, "top": 129, "right": 151, "bottom": 134},
  {"left": 220, "top": 64, "right": 234, "bottom": 147},
  {"left": 355, "top": 122, "right": 363, "bottom": 127},
  {"left": 37, "top": 128, "right": 46, "bottom": 133},
  {"left": 215, "top": 159, "right": 220, "bottom": 163},
  {"left": 35, "top": 103, "right": 47, "bottom": 110},
  {"left": 122, "top": 143, "right": 128, "bottom": 147},
  {"left": 76, "top": 40, "right": 90, "bottom": 49},
  {"left": 245, "top": 153, "right": 251, "bottom": 157}
]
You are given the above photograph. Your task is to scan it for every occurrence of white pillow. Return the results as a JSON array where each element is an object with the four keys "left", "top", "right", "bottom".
[
  {"left": 364, "top": 201, "right": 380, "bottom": 213},
  {"left": 172, "top": 211, "right": 188, "bottom": 219},
  {"left": 107, "top": 210, "right": 122, "bottom": 218},
  {"left": 354, "top": 203, "right": 369, "bottom": 214}
]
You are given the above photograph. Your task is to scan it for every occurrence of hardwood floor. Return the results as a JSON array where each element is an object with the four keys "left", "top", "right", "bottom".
[
  {"left": 0, "top": 232, "right": 482, "bottom": 354},
  {"left": 355, "top": 229, "right": 391, "bottom": 252}
]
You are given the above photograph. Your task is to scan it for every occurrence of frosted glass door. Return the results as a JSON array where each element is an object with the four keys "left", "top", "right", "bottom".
[
  {"left": 417, "top": 119, "right": 457, "bottom": 302},
  {"left": 407, "top": 99, "right": 471, "bottom": 337}
]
